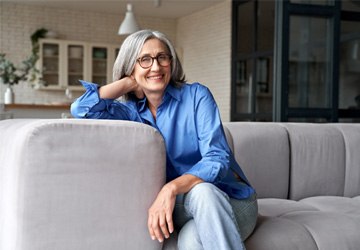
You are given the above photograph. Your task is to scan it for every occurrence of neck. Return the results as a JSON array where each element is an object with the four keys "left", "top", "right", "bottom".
[{"left": 146, "top": 92, "right": 163, "bottom": 119}]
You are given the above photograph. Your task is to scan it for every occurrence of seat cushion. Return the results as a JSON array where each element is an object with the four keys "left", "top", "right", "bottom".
[{"left": 246, "top": 196, "right": 360, "bottom": 250}]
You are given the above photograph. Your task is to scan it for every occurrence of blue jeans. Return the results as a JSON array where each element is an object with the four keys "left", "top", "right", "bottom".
[{"left": 173, "top": 183, "right": 257, "bottom": 250}]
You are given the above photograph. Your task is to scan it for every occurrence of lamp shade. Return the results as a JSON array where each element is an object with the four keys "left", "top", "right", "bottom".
[{"left": 118, "top": 4, "right": 140, "bottom": 35}]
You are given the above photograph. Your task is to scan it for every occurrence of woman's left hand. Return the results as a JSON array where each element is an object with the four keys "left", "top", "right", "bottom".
[{"left": 147, "top": 184, "right": 175, "bottom": 243}]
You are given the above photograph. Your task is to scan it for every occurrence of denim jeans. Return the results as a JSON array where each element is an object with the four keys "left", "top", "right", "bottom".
[{"left": 172, "top": 182, "right": 257, "bottom": 250}]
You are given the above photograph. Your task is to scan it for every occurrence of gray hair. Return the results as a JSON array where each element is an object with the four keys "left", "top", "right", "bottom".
[{"left": 113, "top": 30, "right": 186, "bottom": 89}]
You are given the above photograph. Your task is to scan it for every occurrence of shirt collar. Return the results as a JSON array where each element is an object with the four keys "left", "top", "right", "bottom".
[
  {"left": 137, "top": 97, "right": 147, "bottom": 112},
  {"left": 164, "top": 83, "right": 182, "bottom": 102},
  {"left": 136, "top": 83, "right": 182, "bottom": 112}
]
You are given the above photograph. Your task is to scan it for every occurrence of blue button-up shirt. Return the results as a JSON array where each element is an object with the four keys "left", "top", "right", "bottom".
[{"left": 71, "top": 80, "right": 255, "bottom": 199}]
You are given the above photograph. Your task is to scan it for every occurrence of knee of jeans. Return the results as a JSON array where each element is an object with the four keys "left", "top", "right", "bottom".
[
  {"left": 188, "top": 182, "right": 228, "bottom": 203},
  {"left": 178, "top": 220, "right": 202, "bottom": 250}
]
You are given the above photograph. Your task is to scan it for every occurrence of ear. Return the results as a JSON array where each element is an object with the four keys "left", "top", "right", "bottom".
[{"left": 130, "top": 74, "right": 137, "bottom": 82}]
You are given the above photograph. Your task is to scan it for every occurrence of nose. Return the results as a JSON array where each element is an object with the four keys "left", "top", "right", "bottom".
[{"left": 151, "top": 58, "right": 160, "bottom": 70}]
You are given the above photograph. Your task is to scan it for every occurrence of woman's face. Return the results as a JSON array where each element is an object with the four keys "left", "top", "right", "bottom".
[{"left": 132, "top": 38, "right": 172, "bottom": 96}]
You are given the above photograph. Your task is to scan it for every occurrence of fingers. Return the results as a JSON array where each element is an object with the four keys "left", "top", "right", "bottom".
[
  {"left": 148, "top": 214, "right": 165, "bottom": 243},
  {"left": 147, "top": 215, "right": 157, "bottom": 241},
  {"left": 147, "top": 185, "right": 176, "bottom": 243},
  {"left": 134, "top": 85, "right": 145, "bottom": 99},
  {"left": 159, "top": 213, "right": 170, "bottom": 239},
  {"left": 129, "top": 75, "right": 145, "bottom": 99},
  {"left": 148, "top": 211, "right": 173, "bottom": 243},
  {"left": 166, "top": 210, "right": 174, "bottom": 234}
]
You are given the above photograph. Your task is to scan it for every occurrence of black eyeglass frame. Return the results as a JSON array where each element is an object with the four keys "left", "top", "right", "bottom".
[{"left": 136, "top": 53, "right": 173, "bottom": 69}]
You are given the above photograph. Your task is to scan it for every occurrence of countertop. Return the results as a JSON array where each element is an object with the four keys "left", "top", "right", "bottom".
[{"left": 4, "top": 103, "right": 71, "bottom": 110}]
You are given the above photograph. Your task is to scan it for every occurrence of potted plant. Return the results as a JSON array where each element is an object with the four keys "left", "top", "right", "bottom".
[
  {"left": 0, "top": 28, "right": 48, "bottom": 103},
  {"left": 0, "top": 54, "right": 24, "bottom": 104},
  {"left": 0, "top": 53, "right": 41, "bottom": 104}
]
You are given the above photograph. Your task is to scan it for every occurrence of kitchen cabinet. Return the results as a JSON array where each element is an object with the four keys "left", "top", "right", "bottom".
[{"left": 39, "top": 39, "right": 119, "bottom": 91}]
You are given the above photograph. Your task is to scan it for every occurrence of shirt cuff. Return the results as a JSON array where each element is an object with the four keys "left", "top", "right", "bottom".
[
  {"left": 184, "top": 158, "right": 227, "bottom": 184},
  {"left": 71, "top": 80, "right": 113, "bottom": 118}
]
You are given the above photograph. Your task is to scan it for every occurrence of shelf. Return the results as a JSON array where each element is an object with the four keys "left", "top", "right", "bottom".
[
  {"left": 36, "top": 85, "right": 84, "bottom": 92},
  {"left": 43, "top": 71, "right": 59, "bottom": 75},
  {"left": 4, "top": 103, "right": 71, "bottom": 110},
  {"left": 92, "top": 58, "right": 107, "bottom": 61},
  {"left": 68, "top": 72, "right": 83, "bottom": 76},
  {"left": 43, "top": 56, "right": 59, "bottom": 59}
]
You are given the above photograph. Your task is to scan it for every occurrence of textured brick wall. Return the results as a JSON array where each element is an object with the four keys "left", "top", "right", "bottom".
[{"left": 177, "top": 1, "right": 232, "bottom": 121}]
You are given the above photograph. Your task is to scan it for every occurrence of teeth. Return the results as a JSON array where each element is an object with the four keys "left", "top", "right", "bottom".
[{"left": 148, "top": 75, "right": 162, "bottom": 80}]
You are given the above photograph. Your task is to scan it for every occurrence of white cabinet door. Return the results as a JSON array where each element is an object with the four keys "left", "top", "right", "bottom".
[
  {"left": 39, "top": 39, "right": 119, "bottom": 91},
  {"left": 65, "top": 41, "right": 87, "bottom": 89},
  {"left": 39, "top": 39, "right": 61, "bottom": 88}
]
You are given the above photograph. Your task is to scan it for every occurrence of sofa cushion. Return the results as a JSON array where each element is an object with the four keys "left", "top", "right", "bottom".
[
  {"left": 281, "top": 210, "right": 360, "bottom": 250},
  {"left": 300, "top": 196, "right": 360, "bottom": 220},
  {"left": 248, "top": 196, "right": 360, "bottom": 250},
  {"left": 245, "top": 215, "right": 318, "bottom": 250},
  {"left": 334, "top": 124, "right": 360, "bottom": 197},
  {"left": 223, "top": 122, "right": 290, "bottom": 199},
  {"left": 257, "top": 198, "right": 317, "bottom": 217},
  {"left": 281, "top": 124, "right": 346, "bottom": 200}
]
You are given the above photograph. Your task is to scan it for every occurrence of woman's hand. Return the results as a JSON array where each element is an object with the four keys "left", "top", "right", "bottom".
[
  {"left": 147, "top": 184, "right": 175, "bottom": 243},
  {"left": 130, "top": 75, "right": 145, "bottom": 99},
  {"left": 98, "top": 76, "right": 144, "bottom": 99},
  {"left": 147, "top": 175, "right": 203, "bottom": 243}
]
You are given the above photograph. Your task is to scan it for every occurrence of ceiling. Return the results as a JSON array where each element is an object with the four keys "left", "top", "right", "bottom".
[{"left": 3, "top": 0, "right": 225, "bottom": 18}]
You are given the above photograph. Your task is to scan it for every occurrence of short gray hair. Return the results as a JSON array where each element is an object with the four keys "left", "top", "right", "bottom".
[{"left": 113, "top": 30, "right": 186, "bottom": 88}]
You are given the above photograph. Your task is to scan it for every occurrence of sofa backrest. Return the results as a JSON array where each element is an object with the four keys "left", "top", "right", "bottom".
[
  {"left": 335, "top": 124, "right": 360, "bottom": 197},
  {"left": 223, "top": 122, "right": 360, "bottom": 200},
  {"left": 0, "top": 119, "right": 166, "bottom": 250},
  {"left": 223, "top": 122, "right": 290, "bottom": 199},
  {"left": 281, "top": 123, "right": 345, "bottom": 200}
]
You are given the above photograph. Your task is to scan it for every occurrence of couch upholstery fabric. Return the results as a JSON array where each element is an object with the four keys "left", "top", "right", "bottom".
[
  {"left": 0, "top": 119, "right": 166, "bottom": 250},
  {"left": 224, "top": 122, "right": 360, "bottom": 250},
  {"left": 1, "top": 120, "right": 360, "bottom": 250}
]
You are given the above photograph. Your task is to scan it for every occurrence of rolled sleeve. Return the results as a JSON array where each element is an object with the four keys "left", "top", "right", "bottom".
[
  {"left": 71, "top": 81, "right": 101, "bottom": 118},
  {"left": 184, "top": 156, "right": 229, "bottom": 183},
  {"left": 70, "top": 80, "right": 136, "bottom": 120}
]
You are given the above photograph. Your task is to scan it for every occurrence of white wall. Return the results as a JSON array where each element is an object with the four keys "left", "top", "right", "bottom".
[
  {"left": 0, "top": 1, "right": 232, "bottom": 121},
  {"left": 177, "top": 1, "right": 232, "bottom": 121}
]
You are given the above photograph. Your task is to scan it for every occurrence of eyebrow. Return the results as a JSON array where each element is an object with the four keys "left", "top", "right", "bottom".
[{"left": 138, "top": 52, "right": 168, "bottom": 58}]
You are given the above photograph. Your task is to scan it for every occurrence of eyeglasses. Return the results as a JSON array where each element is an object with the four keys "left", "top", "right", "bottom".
[{"left": 137, "top": 53, "right": 172, "bottom": 69}]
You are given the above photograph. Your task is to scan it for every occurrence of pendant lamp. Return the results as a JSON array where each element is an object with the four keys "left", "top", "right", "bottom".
[{"left": 118, "top": 3, "right": 140, "bottom": 35}]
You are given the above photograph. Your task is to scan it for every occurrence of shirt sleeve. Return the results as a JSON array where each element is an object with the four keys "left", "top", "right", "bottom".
[
  {"left": 184, "top": 84, "right": 231, "bottom": 184},
  {"left": 70, "top": 80, "right": 138, "bottom": 120}
]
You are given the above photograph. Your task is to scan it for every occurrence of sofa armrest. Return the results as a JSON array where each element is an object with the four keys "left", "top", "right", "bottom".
[{"left": 0, "top": 119, "right": 166, "bottom": 250}]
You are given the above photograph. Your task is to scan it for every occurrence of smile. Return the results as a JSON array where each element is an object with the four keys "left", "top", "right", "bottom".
[{"left": 147, "top": 75, "right": 163, "bottom": 80}]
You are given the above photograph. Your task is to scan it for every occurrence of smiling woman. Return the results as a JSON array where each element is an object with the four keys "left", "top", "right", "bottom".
[
  {"left": 131, "top": 39, "right": 172, "bottom": 107},
  {"left": 71, "top": 29, "right": 257, "bottom": 250}
]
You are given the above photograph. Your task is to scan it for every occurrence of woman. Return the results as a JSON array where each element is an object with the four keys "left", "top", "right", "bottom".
[{"left": 71, "top": 29, "right": 257, "bottom": 250}]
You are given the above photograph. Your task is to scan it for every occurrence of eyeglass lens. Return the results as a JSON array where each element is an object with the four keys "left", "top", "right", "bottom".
[{"left": 138, "top": 54, "right": 171, "bottom": 68}]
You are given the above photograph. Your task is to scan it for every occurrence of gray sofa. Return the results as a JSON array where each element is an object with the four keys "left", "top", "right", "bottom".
[
  {"left": 1, "top": 119, "right": 359, "bottom": 250},
  {"left": 223, "top": 122, "right": 360, "bottom": 250}
]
